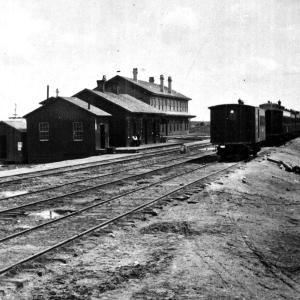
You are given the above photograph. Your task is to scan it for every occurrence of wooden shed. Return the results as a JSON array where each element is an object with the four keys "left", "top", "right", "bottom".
[
  {"left": 24, "top": 96, "right": 111, "bottom": 163},
  {"left": 0, "top": 119, "right": 27, "bottom": 163}
]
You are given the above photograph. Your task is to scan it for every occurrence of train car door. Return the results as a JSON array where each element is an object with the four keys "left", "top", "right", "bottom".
[{"left": 226, "top": 106, "right": 239, "bottom": 142}]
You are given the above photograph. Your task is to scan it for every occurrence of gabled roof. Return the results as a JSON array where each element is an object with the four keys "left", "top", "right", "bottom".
[
  {"left": 108, "top": 75, "right": 191, "bottom": 100},
  {"left": 81, "top": 89, "right": 164, "bottom": 115},
  {"left": 59, "top": 97, "right": 111, "bottom": 116},
  {"left": 0, "top": 119, "right": 27, "bottom": 132},
  {"left": 25, "top": 96, "right": 111, "bottom": 118}
]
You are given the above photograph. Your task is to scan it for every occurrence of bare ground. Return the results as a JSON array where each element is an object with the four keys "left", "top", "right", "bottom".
[{"left": 1, "top": 139, "right": 300, "bottom": 299}]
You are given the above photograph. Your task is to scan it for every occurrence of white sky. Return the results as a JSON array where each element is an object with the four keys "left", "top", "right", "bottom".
[{"left": 0, "top": 0, "right": 299, "bottom": 120}]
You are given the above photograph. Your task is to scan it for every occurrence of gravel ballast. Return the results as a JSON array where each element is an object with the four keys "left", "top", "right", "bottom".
[{"left": 1, "top": 139, "right": 300, "bottom": 299}]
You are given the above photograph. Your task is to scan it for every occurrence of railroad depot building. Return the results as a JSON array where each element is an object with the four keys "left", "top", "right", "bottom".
[
  {"left": 74, "top": 89, "right": 164, "bottom": 147},
  {"left": 23, "top": 68, "right": 194, "bottom": 162},
  {"left": 87, "top": 69, "right": 193, "bottom": 137},
  {"left": 24, "top": 96, "right": 111, "bottom": 163},
  {"left": 0, "top": 119, "right": 27, "bottom": 163},
  {"left": 75, "top": 68, "right": 194, "bottom": 147}
]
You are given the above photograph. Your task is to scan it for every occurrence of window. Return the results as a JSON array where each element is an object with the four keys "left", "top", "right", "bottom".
[
  {"left": 73, "top": 122, "right": 84, "bottom": 141},
  {"left": 39, "top": 122, "right": 49, "bottom": 141}
]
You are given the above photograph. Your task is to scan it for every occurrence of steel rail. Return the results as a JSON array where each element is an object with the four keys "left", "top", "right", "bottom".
[
  {"left": 0, "top": 162, "right": 237, "bottom": 276},
  {"left": 0, "top": 152, "right": 214, "bottom": 215},
  {"left": 0, "top": 163, "right": 210, "bottom": 243},
  {"left": 0, "top": 142, "right": 211, "bottom": 185},
  {"left": 0, "top": 145, "right": 182, "bottom": 184},
  {"left": 0, "top": 151, "right": 190, "bottom": 201},
  {"left": 0, "top": 146, "right": 209, "bottom": 202}
]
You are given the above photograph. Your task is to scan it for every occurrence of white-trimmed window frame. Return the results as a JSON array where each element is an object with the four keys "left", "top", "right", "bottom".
[
  {"left": 73, "top": 122, "right": 84, "bottom": 141},
  {"left": 39, "top": 122, "right": 49, "bottom": 141}
]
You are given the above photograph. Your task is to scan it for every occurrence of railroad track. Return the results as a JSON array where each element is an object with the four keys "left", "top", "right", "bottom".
[
  {"left": 0, "top": 142, "right": 211, "bottom": 186},
  {"left": 0, "top": 151, "right": 216, "bottom": 216},
  {"left": 0, "top": 144, "right": 211, "bottom": 203},
  {"left": 0, "top": 160, "right": 239, "bottom": 277}
]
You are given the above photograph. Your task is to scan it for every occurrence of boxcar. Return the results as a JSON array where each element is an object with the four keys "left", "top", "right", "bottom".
[{"left": 209, "top": 103, "right": 265, "bottom": 158}]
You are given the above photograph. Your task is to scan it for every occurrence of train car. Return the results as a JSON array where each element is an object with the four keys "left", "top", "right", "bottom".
[
  {"left": 260, "top": 101, "right": 300, "bottom": 143},
  {"left": 290, "top": 110, "right": 300, "bottom": 138},
  {"left": 259, "top": 102, "right": 283, "bottom": 144},
  {"left": 209, "top": 101, "right": 265, "bottom": 158},
  {"left": 295, "top": 111, "right": 300, "bottom": 136}
]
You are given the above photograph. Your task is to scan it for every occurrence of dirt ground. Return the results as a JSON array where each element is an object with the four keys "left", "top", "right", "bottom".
[{"left": 1, "top": 139, "right": 300, "bottom": 300}]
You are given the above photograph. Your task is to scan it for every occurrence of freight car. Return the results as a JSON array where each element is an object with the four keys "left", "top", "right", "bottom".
[
  {"left": 259, "top": 101, "right": 300, "bottom": 144},
  {"left": 209, "top": 101, "right": 266, "bottom": 159}
]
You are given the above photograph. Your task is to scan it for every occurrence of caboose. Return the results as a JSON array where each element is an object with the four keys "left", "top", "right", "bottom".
[{"left": 209, "top": 101, "right": 265, "bottom": 158}]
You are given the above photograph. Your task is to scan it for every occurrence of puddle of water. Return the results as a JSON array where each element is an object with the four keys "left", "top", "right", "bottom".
[
  {"left": 0, "top": 190, "right": 28, "bottom": 198},
  {"left": 29, "top": 209, "right": 75, "bottom": 220},
  {"left": 30, "top": 210, "right": 61, "bottom": 219},
  {"left": 17, "top": 224, "right": 31, "bottom": 229}
]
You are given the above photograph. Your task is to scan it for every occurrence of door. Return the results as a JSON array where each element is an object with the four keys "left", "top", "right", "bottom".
[
  {"left": 0, "top": 135, "right": 7, "bottom": 159},
  {"left": 143, "top": 119, "right": 148, "bottom": 144},
  {"left": 100, "top": 124, "right": 106, "bottom": 148}
]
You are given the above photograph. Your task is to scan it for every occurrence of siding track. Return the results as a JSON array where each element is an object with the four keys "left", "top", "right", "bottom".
[{"left": 0, "top": 143, "right": 210, "bottom": 185}]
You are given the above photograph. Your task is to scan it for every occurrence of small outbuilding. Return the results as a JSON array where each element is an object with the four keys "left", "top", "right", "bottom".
[
  {"left": 0, "top": 119, "right": 27, "bottom": 163},
  {"left": 24, "top": 96, "right": 111, "bottom": 163}
]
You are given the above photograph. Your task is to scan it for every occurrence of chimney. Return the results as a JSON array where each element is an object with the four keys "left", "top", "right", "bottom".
[
  {"left": 47, "top": 85, "right": 49, "bottom": 99},
  {"left": 56, "top": 88, "right": 59, "bottom": 98},
  {"left": 167, "top": 76, "right": 172, "bottom": 93},
  {"left": 160, "top": 75, "right": 164, "bottom": 92},
  {"left": 96, "top": 75, "right": 106, "bottom": 92},
  {"left": 133, "top": 68, "right": 138, "bottom": 82},
  {"left": 278, "top": 100, "right": 281, "bottom": 107},
  {"left": 149, "top": 77, "right": 155, "bottom": 83}
]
